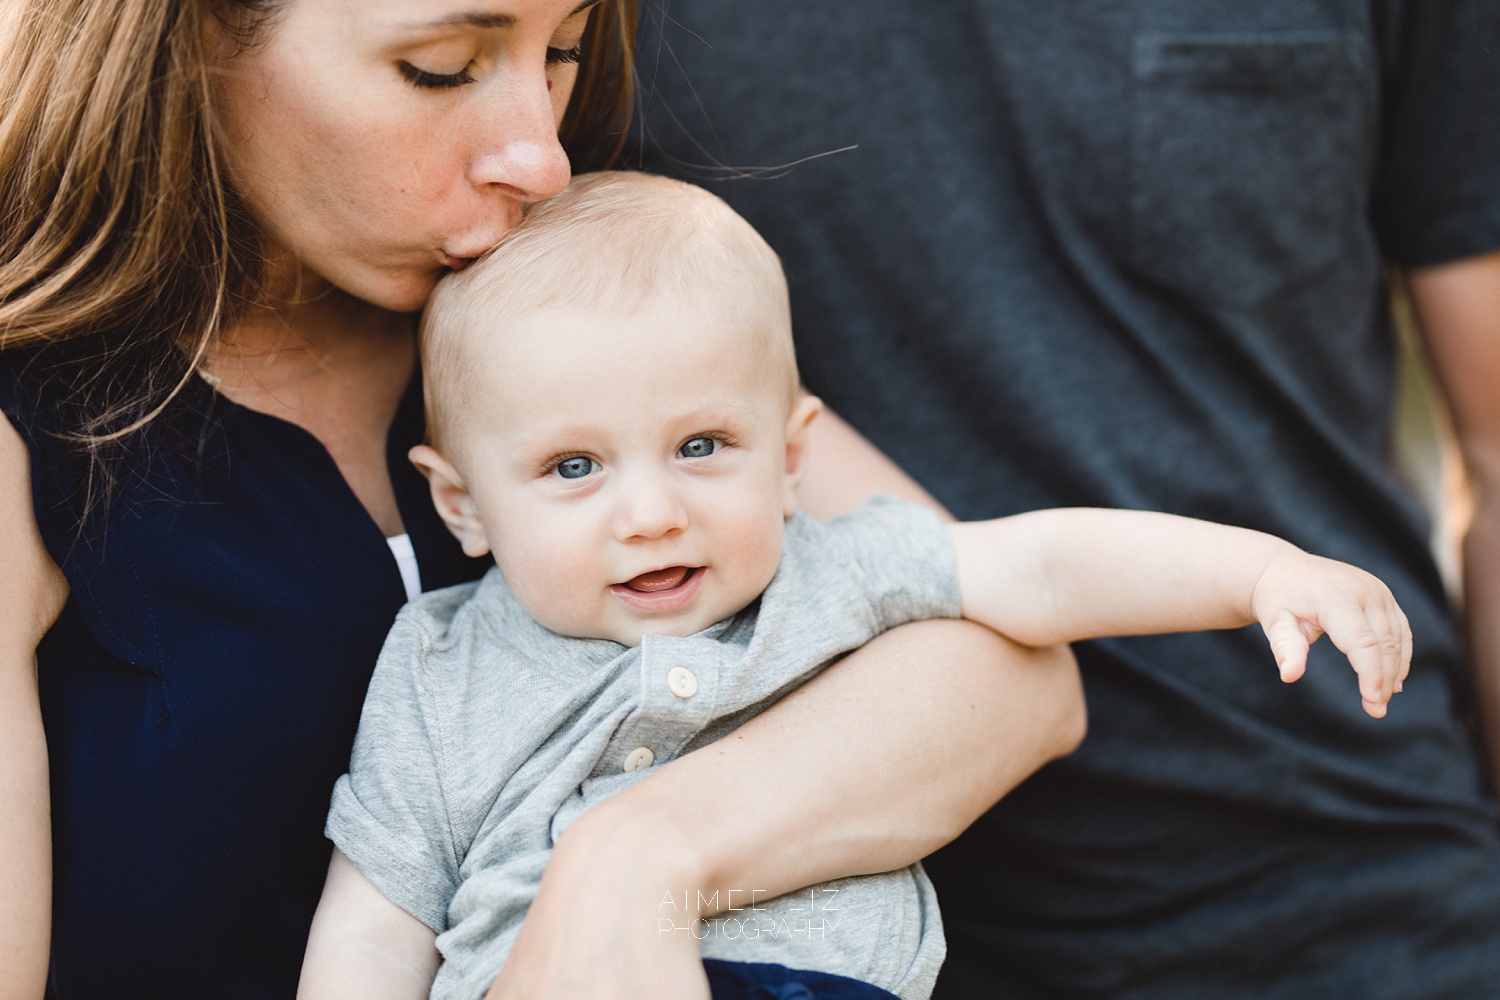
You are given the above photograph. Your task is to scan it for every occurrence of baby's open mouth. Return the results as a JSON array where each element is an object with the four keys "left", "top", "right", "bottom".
[
  {"left": 620, "top": 566, "right": 699, "bottom": 592},
  {"left": 610, "top": 566, "right": 704, "bottom": 612}
]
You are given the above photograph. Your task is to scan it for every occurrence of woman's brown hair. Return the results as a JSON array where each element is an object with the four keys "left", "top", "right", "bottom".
[{"left": 0, "top": 0, "right": 636, "bottom": 516}]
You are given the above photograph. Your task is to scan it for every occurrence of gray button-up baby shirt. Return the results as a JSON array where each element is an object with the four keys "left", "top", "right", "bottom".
[{"left": 327, "top": 497, "right": 962, "bottom": 1000}]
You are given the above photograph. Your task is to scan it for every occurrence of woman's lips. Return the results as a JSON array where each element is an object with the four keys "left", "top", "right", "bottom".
[
  {"left": 610, "top": 566, "right": 703, "bottom": 612},
  {"left": 441, "top": 252, "right": 476, "bottom": 271}
]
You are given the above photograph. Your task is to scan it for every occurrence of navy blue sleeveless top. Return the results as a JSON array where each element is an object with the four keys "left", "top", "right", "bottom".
[{"left": 0, "top": 353, "right": 488, "bottom": 998}]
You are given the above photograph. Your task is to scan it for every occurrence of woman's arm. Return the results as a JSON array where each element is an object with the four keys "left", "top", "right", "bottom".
[
  {"left": 491, "top": 624, "right": 1081, "bottom": 1000},
  {"left": 0, "top": 414, "right": 68, "bottom": 1000},
  {"left": 297, "top": 850, "right": 440, "bottom": 1000},
  {"left": 487, "top": 405, "right": 1085, "bottom": 999},
  {"left": 793, "top": 404, "right": 949, "bottom": 519}
]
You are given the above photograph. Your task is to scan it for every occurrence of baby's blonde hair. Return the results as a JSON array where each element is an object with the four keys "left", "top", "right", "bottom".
[{"left": 422, "top": 171, "right": 797, "bottom": 452}]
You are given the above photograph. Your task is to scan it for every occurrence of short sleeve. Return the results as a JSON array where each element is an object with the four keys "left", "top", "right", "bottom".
[
  {"left": 325, "top": 606, "right": 462, "bottom": 932},
  {"left": 1371, "top": 0, "right": 1500, "bottom": 267},
  {"left": 816, "top": 496, "right": 962, "bottom": 631}
]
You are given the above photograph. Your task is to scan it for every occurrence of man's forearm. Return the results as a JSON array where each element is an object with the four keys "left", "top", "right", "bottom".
[
  {"left": 1407, "top": 250, "right": 1500, "bottom": 798},
  {"left": 1460, "top": 476, "right": 1500, "bottom": 796}
]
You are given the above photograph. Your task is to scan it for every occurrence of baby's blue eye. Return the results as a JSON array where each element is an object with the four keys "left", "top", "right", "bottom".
[
  {"left": 678, "top": 437, "right": 718, "bottom": 459},
  {"left": 554, "top": 456, "right": 598, "bottom": 479}
]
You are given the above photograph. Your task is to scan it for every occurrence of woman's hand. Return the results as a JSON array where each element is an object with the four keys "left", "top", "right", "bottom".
[
  {"left": 488, "top": 619, "right": 1083, "bottom": 999},
  {"left": 0, "top": 413, "right": 68, "bottom": 1000},
  {"left": 484, "top": 812, "right": 711, "bottom": 1000}
]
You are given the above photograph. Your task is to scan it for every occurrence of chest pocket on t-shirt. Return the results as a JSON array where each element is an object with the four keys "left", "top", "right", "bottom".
[{"left": 1127, "top": 31, "right": 1374, "bottom": 308}]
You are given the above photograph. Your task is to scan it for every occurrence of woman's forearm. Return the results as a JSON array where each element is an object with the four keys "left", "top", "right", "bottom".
[
  {"left": 0, "top": 646, "right": 50, "bottom": 1000},
  {"left": 560, "top": 618, "right": 1082, "bottom": 918},
  {"left": 0, "top": 416, "right": 64, "bottom": 1000},
  {"left": 488, "top": 620, "right": 1080, "bottom": 999}
]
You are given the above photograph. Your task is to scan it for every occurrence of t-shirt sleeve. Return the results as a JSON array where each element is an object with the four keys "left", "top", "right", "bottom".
[
  {"left": 817, "top": 495, "right": 962, "bottom": 631},
  {"left": 325, "top": 605, "right": 462, "bottom": 933},
  {"left": 1371, "top": 0, "right": 1500, "bottom": 267}
]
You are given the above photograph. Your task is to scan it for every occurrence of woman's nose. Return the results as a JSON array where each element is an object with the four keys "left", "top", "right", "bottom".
[{"left": 466, "top": 73, "right": 571, "bottom": 203}]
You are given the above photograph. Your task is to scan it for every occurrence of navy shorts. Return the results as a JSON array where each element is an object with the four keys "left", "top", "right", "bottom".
[{"left": 704, "top": 959, "right": 902, "bottom": 1000}]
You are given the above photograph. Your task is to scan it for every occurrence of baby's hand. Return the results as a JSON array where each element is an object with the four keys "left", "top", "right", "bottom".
[{"left": 1250, "top": 551, "right": 1412, "bottom": 718}]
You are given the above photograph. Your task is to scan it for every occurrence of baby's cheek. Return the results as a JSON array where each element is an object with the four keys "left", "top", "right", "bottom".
[
  {"left": 727, "top": 516, "right": 786, "bottom": 599},
  {"left": 496, "top": 545, "right": 572, "bottom": 624},
  {"left": 520, "top": 577, "right": 600, "bottom": 639}
]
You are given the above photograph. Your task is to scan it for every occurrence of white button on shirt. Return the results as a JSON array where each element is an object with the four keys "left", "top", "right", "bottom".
[
  {"left": 666, "top": 666, "right": 699, "bottom": 699},
  {"left": 622, "top": 746, "right": 655, "bottom": 772}
]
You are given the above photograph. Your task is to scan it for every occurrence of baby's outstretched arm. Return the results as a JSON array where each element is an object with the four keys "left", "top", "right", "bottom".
[{"left": 948, "top": 510, "right": 1412, "bottom": 718}]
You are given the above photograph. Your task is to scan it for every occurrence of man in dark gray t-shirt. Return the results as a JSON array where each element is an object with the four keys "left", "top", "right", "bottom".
[{"left": 632, "top": 1, "right": 1500, "bottom": 996}]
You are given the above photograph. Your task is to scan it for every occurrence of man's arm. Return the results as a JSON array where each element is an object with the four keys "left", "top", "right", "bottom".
[
  {"left": 1408, "top": 249, "right": 1500, "bottom": 795},
  {"left": 297, "top": 850, "right": 440, "bottom": 1000}
]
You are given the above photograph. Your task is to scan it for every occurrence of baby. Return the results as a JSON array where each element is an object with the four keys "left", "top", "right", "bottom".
[{"left": 299, "top": 172, "right": 1410, "bottom": 1000}]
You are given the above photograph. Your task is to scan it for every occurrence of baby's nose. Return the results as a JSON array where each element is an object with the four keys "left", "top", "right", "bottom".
[{"left": 614, "top": 476, "right": 689, "bottom": 542}]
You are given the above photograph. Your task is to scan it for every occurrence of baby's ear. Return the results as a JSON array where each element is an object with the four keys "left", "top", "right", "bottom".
[
  {"left": 408, "top": 444, "right": 493, "bottom": 559},
  {"left": 782, "top": 393, "right": 824, "bottom": 517}
]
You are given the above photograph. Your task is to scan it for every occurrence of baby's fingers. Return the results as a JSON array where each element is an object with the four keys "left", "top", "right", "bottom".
[
  {"left": 1390, "top": 598, "right": 1414, "bottom": 694},
  {"left": 1261, "top": 614, "right": 1314, "bottom": 685},
  {"left": 1321, "top": 603, "right": 1406, "bottom": 718}
]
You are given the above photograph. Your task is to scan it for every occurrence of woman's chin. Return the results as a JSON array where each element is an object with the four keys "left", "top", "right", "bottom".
[{"left": 335, "top": 267, "right": 444, "bottom": 315}]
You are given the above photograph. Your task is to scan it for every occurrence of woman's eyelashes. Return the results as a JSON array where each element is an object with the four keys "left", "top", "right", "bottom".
[
  {"left": 398, "top": 61, "right": 475, "bottom": 90},
  {"left": 398, "top": 46, "right": 583, "bottom": 91}
]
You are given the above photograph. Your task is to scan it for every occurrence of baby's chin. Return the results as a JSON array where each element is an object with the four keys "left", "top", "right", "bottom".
[
  {"left": 592, "top": 611, "right": 729, "bottom": 649},
  {"left": 542, "top": 602, "right": 752, "bottom": 649}
]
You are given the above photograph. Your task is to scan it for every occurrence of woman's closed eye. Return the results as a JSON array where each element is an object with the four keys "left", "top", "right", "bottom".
[
  {"left": 398, "top": 61, "right": 476, "bottom": 90},
  {"left": 399, "top": 46, "right": 582, "bottom": 91}
]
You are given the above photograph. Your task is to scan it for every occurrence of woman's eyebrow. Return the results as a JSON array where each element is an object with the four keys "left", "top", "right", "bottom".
[
  {"left": 416, "top": 0, "right": 604, "bottom": 30},
  {"left": 427, "top": 11, "right": 517, "bottom": 29}
]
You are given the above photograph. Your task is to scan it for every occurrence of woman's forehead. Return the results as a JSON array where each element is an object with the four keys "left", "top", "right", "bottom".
[{"left": 269, "top": 0, "right": 601, "bottom": 31}]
